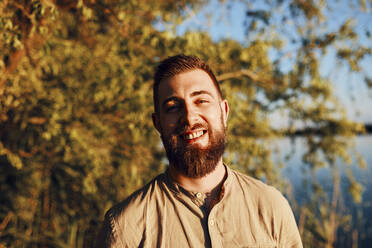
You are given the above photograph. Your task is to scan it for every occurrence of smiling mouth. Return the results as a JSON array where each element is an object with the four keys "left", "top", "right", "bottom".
[{"left": 182, "top": 130, "right": 206, "bottom": 141}]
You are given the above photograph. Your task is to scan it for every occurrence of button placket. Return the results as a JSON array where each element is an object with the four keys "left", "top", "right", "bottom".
[
  {"left": 208, "top": 205, "right": 225, "bottom": 248},
  {"left": 208, "top": 210, "right": 216, "bottom": 228}
]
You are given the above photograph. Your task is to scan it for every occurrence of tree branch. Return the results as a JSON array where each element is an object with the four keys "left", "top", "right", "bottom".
[{"left": 217, "top": 69, "right": 273, "bottom": 89}]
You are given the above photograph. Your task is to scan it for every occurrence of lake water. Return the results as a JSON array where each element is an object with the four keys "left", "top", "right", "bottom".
[
  {"left": 277, "top": 135, "right": 372, "bottom": 246},
  {"left": 279, "top": 135, "right": 372, "bottom": 201}
]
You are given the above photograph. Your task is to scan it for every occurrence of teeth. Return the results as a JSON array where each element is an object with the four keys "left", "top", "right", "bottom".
[{"left": 185, "top": 130, "right": 204, "bottom": 140}]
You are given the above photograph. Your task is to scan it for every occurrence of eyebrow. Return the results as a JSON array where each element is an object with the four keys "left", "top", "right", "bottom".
[{"left": 190, "top": 90, "right": 214, "bottom": 98}]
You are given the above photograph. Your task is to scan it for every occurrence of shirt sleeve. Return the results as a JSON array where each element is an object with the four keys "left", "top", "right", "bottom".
[
  {"left": 95, "top": 210, "right": 127, "bottom": 248},
  {"left": 95, "top": 212, "right": 114, "bottom": 248},
  {"left": 96, "top": 206, "right": 143, "bottom": 248},
  {"left": 278, "top": 197, "right": 303, "bottom": 248}
]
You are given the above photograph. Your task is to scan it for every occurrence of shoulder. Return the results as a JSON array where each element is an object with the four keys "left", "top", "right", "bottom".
[
  {"left": 227, "top": 168, "right": 303, "bottom": 247},
  {"left": 229, "top": 168, "right": 289, "bottom": 207},
  {"left": 108, "top": 173, "right": 166, "bottom": 222},
  {"left": 97, "top": 173, "right": 167, "bottom": 247}
]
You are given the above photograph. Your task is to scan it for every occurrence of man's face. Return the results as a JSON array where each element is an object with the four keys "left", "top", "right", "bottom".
[{"left": 153, "top": 69, "right": 229, "bottom": 178}]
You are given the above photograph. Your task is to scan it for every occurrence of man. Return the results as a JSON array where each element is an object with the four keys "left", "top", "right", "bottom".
[{"left": 96, "top": 55, "right": 303, "bottom": 247}]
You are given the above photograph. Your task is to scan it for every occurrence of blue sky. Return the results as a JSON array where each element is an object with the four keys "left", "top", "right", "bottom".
[{"left": 158, "top": 0, "right": 372, "bottom": 124}]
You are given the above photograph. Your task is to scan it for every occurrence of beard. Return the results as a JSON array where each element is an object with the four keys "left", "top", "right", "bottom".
[{"left": 160, "top": 118, "right": 226, "bottom": 178}]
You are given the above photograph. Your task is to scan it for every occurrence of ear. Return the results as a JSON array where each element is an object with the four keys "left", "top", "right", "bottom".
[
  {"left": 220, "top": 99, "right": 229, "bottom": 126},
  {"left": 152, "top": 113, "right": 161, "bottom": 134}
]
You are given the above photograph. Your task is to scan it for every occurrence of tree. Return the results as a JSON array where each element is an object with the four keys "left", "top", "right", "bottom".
[
  {"left": 236, "top": 1, "right": 371, "bottom": 246},
  {"left": 1, "top": 0, "right": 202, "bottom": 246}
]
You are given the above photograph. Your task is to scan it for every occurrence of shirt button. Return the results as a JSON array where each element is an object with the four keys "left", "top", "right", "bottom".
[
  {"left": 196, "top": 192, "right": 202, "bottom": 198},
  {"left": 210, "top": 219, "right": 215, "bottom": 226}
]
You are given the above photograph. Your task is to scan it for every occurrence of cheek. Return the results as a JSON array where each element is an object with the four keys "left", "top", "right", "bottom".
[
  {"left": 206, "top": 109, "right": 222, "bottom": 123},
  {"left": 160, "top": 118, "right": 178, "bottom": 135},
  {"left": 208, "top": 113, "right": 225, "bottom": 131}
]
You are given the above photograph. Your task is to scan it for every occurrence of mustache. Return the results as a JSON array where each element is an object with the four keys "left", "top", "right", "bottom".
[{"left": 174, "top": 123, "right": 207, "bottom": 135}]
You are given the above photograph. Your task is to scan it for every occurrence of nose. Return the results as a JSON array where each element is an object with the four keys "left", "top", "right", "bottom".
[{"left": 180, "top": 102, "right": 199, "bottom": 126}]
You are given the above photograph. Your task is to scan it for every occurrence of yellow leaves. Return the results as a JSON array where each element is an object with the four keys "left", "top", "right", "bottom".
[
  {"left": 42, "top": 131, "right": 52, "bottom": 141},
  {"left": 76, "top": 0, "right": 93, "bottom": 20},
  {"left": 0, "top": 143, "right": 23, "bottom": 169},
  {"left": 185, "top": 32, "right": 203, "bottom": 47},
  {"left": 293, "top": 0, "right": 323, "bottom": 21},
  {"left": 3, "top": 94, "right": 14, "bottom": 107},
  {"left": 355, "top": 152, "right": 367, "bottom": 169},
  {"left": 93, "top": 91, "right": 105, "bottom": 103},
  {"left": 3, "top": 19, "right": 13, "bottom": 29},
  {"left": 243, "top": 40, "right": 272, "bottom": 71},
  {"left": 7, "top": 152, "right": 23, "bottom": 169},
  {"left": 339, "top": 19, "right": 357, "bottom": 39},
  {"left": 68, "top": 123, "right": 112, "bottom": 170},
  {"left": 12, "top": 38, "right": 24, "bottom": 49},
  {"left": 118, "top": 11, "right": 126, "bottom": 21},
  {"left": 82, "top": 6, "right": 93, "bottom": 20},
  {"left": 308, "top": 78, "right": 332, "bottom": 99},
  {"left": 240, "top": 50, "right": 251, "bottom": 62},
  {"left": 83, "top": 173, "right": 97, "bottom": 194},
  {"left": 0, "top": 59, "right": 4, "bottom": 71},
  {"left": 347, "top": 181, "right": 363, "bottom": 203}
]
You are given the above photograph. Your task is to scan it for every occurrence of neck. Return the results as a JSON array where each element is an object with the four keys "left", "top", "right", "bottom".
[{"left": 169, "top": 160, "right": 226, "bottom": 193}]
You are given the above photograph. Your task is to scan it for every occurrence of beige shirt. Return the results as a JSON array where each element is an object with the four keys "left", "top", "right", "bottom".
[{"left": 96, "top": 166, "right": 303, "bottom": 248}]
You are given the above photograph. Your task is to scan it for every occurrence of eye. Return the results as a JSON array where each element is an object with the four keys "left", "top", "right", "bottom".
[
  {"left": 196, "top": 98, "right": 209, "bottom": 104},
  {"left": 166, "top": 106, "right": 179, "bottom": 112}
]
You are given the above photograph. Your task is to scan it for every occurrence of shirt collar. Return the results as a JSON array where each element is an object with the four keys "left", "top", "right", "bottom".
[{"left": 164, "top": 163, "right": 233, "bottom": 200}]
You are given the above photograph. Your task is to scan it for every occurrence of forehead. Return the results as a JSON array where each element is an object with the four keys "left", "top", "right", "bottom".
[{"left": 158, "top": 69, "right": 220, "bottom": 100}]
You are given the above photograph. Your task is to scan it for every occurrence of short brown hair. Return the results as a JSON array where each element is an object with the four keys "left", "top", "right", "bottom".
[{"left": 153, "top": 54, "right": 223, "bottom": 113}]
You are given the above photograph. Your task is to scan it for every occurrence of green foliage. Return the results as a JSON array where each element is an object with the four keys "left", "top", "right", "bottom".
[{"left": 0, "top": 0, "right": 370, "bottom": 247}]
